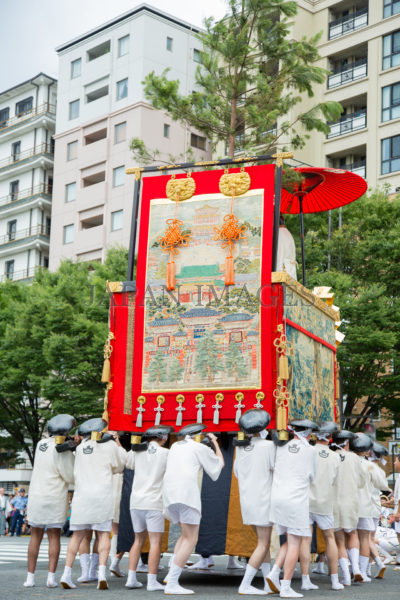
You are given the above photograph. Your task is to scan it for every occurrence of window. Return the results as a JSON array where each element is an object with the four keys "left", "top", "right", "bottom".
[
  {"left": 86, "top": 85, "right": 109, "bottom": 103},
  {"left": 118, "top": 35, "right": 130, "bottom": 57},
  {"left": 0, "top": 107, "right": 9, "bottom": 126},
  {"left": 116, "top": 78, "right": 128, "bottom": 100},
  {"left": 384, "top": 0, "right": 400, "bottom": 18},
  {"left": 84, "top": 128, "right": 107, "bottom": 144},
  {"left": 163, "top": 123, "right": 170, "bottom": 138},
  {"left": 81, "top": 215, "right": 103, "bottom": 229},
  {"left": 193, "top": 48, "right": 201, "bottom": 63},
  {"left": 46, "top": 217, "right": 51, "bottom": 235},
  {"left": 114, "top": 122, "right": 126, "bottom": 144},
  {"left": 87, "top": 40, "right": 110, "bottom": 61},
  {"left": 82, "top": 171, "right": 105, "bottom": 187},
  {"left": 111, "top": 210, "right": 123, "bottom": 231},
  {"left": 5, "top": 260, "right": 14, "bottom": 280},
  {"left": 43, "top": 256, "right": 49, "bottom": 268},
  {"left": 191, "top": 133, "right": 206, "bottom": 150},
  {"left": 11, "top": 141, "right": 21, "bottom": 161},
  {"left": 113, "top": 166, "right": 125, "bottom": 187},
  {"left": 69, "top": 99, "right": 80, "bottom": 120},
  {"left": 15, "top": 96, "right": 33, "bottom": 116},
  {"left": 65, "top": 182, "right": 76, "bottom": 203},
  {"left": 383, "top": 30, "right": 400, "bottom": 69},
  {"left": 71, "top": 58, "right": 82, "bottom": 79},
  {"left": 10, "top": 180, "right": 19, "bottom": 201},
  {"left": 166, "top": 36, "right": 173, "bottom": 51},
  {"left": 382, "top": 135, "right": 400, "bottom": 174},
  {"left": 382, "top": 83, "right": 400, "bottom": 122},
  {"left": 67, "top": 141, "right": 78, "bottom": 161},
  {"left": 63, "top": 224, "right": 74, "bottom": 244},
  {"left": 7, "top": 220, "right": 17, "bottom": 241}
]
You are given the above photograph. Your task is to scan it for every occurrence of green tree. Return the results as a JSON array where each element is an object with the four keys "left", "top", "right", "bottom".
[
  {"left": 225, "top": 342, "right": 247, "bottom": 381},
  {"left": 169, "top": 357, "right": 184, "bottom": 383},
  {"left": 134, "top": 0, "right": 341, "bottom": 159},
  {"left": 147, "top": 350, "right": 168, "bottom": 385},
  {"left": 195, "top": 330, "right": 222, "bottom": 382}
]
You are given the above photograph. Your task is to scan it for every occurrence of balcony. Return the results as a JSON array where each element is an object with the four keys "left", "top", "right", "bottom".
[
  {"left": 348, "top": 160, "right": 366, "bottom": 178},
  {"left": 327, "top": 110, "right": 366, "bottom": 138},
  {"left": 0, "top": 224, "right": 50, "bottom": 247},
  {"left": 0, "top": 143, "right": 53, "bottom": 176},
  {"left": 0, "top": 183, "right": 52, "bottom": 210},
  {"left": 1, "top": 265, "right": 41, "bottom": 283},
  {"left": 0, "top": 103, "right": 56, "bottom": 134},
  {"left": 329, "top": 8, "right": 368, "bottom": 40},
  {"left": 328, "top": 59, "right": 367, "bottom": 89}
]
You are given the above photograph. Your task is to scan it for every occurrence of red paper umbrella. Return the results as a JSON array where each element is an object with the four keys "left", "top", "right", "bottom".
[{"left": 280, "top": 167, "right": 367, "bottom": 286}]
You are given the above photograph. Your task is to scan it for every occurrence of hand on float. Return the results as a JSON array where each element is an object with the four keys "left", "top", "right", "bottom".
[{"left": 207, "top": 433, "right": 225, "bottom": 468}]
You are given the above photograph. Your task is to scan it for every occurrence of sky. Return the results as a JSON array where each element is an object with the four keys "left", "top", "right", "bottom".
[{"left": 1, "top": 0, "right": 227, "bottom": 92}]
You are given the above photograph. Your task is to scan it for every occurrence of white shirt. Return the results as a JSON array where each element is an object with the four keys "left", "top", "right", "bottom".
[
  {"left": 27, "top": 437, "right": 75, "bottom": 525},
  {"left": 70, "top": 439, "right": 126, "bottom": 525},
  {"left": 309, "top": 443, "right": 340, "bottom": 516},
  {"left": 0, "top": 494, "right": 9, "bottom": 513},
  {"left": 368, "top": 460, "right": 390, "bottom": 519},
  {"left": 126, "top": 441, "right": 169, "bottom": 511},
  {"left": 394, "top": 476, "right": 400, "bottom": 511},
  {"left": 234, "top": 437, "right": 276, "bottom": 526},
  {"left": 333, "top": 449, "right": 366, "bottom": 530},
  {"left": 163, "top": 438, "right": 223, "bottom": 515},
  {"left": 270, "top": 438, "right": 317, "bottom": 529},
  {"left": 358, "top": 457, "right": 391, "bottom": 518}
]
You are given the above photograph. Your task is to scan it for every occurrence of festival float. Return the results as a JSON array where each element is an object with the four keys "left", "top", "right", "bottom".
[{"left": 100, "top": 153, "right": 367, "bottom": 556}]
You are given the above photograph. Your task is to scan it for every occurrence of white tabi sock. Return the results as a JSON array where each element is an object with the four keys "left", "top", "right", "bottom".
[
  {"left": 23, "top": 572, "right": 35, "bottom": 587},
  {"left": 330, "top": 573, "right": 344, "bottom": 590},
  {"left": 89, "top": 552, "right": 99, "bottom": 579},
  {"left": 98, "top": 565, "right": 106, "bottom": 579},
  {"left": 267, "top": 563, "right": 281, "bottom": 592},
  {"left": 126, "top": 569, "right": 143, "bottom": 589},
  {"left": 280, "top": 579, "right": 303, "bottom": 598},
  {"left": 261, "top": 563, "right": 271, "bottom": 578},
  {"left": 338, "top": 557, "right": 351, "bottom": 585},
  {"left": 375, "top": 555, "right": 384, "bottom": 568},
  {"left": 348, "top": 547, "right": 361, "bottom": 575},
  {"left": 166, "top": 562, "right": 182, "bottom": 587},
  {"left": 47, "top": 572, "right": 57, "bottom": 588},
  {"left": 359, "top": 555, "right": 371, "bottom": 581},
  {"left": 110, "top": 533, "right": 118, "bottom": 559},
  {"left": 78, "top": 553, "right": 90, "bottom": 582},
  {"left": 60, "top": 565, "right": 76, "bottom": 589},
  {"left": 147, "top": 573, "right": 165, "bottom": 591},
  {"left": 97, "top": 565, "right": 108, "bottom": 590},
  {"left": 301, "top": 574, "right": 318, "bottom": 590}
]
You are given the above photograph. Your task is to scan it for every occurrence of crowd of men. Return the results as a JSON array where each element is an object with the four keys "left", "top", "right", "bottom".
[{"left": 16, "top": 410, "right": 400, "bottom": 596}]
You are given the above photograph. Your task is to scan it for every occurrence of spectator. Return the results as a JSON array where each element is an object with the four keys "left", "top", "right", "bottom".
[
  {"left": 0, "top": 488, "right": 11, "bottom": 535},
  {"left": 10, "top": 488, "right": 28, "bottom": 536}
]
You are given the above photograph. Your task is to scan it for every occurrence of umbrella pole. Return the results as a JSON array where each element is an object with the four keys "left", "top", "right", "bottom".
[{"left": 299, "top": 195, "right": 306, "bottom": 287}]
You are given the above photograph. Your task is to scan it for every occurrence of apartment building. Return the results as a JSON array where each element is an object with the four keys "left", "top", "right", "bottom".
[
  {"left": 50, "top": 4, "right": 210, "bottom": 270},
  {"left": 0, "top": 74, "right": 56, "bottom": 282},
  {"left": 292, "top": 1, "right": 400, "bottom": 191}
]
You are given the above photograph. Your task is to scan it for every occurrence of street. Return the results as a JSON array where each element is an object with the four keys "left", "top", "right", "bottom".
[{"left": 0, "top": 536, "right": 399, "bottom": 600}]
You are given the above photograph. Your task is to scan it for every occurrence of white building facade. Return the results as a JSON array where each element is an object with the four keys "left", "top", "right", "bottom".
[
  {"left": 50, "top": 4, "right": 210, "bottom": 269},
  {"left": 0, "top": 74, "right": 56, "bottom": 282}
]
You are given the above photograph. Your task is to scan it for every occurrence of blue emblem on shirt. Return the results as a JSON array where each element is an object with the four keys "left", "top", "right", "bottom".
[
  {"left": 39, "top": 442, "right": 48, "bottom": 452},
  {"left": 288, "top": 443, "right": 300, "bottom": 454},
  {"left": 83, "top": 445, "right": 94, "bottom": 454},
  {"left": 319, "top": 449, "right": 329, "bottom": 459},
  {"left": 148, "top": 446, "right": 157, "bottom": 455}
]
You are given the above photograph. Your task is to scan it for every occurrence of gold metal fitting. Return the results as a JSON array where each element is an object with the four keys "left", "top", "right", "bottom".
[
  {"left": 194, "top": 434, "right": 204, "bottom": 443},
  {"left": 131, "top": 435, "right": 142, "bottom": 444},
  {"left": 237, "top": 431, "right": 245, "bottom": 441},
  {"left": 235, "top": 392, "right": 244, "bottom": 401},
  {"left": 279, "top": 430, "right": 289, "bottom": 441},
  {"left": 176, "top": 394, "right": 185, "bottom": 403},
  {"left": 137, "top": 395, "right": 146, "bottom": 405},
  {"left": 256, "top": 391, "right": 265, "bottom": 401},
  {"left": 91, "top": 431, "right": 102, "bottom": 442},
  {"left": 55, "top": 436, "right": 66, "bottom": 445},
  {"left": 156, "top": 395, "right": 165, "bottom": 404},
  {"left": 196, "top": 393, "right": 205, "bottom": 402},
  {"left": 215, "top": 393, "right": 224, "bottom": 402}
]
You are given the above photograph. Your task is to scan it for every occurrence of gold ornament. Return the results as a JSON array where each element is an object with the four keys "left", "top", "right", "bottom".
[
  {"left": 101, "top": 331, "right": 115, "bottom": 383},
  {"left": 219, "top": 171, "right": 251, "bottom": 196},
  {"left": 166, "top": 174, "right": 196, "bottom": 202}
]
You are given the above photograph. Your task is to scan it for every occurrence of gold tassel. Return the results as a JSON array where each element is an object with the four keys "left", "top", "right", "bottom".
[
  {"left": 279, "top": 354, "right": 289, "bottom": 380},
  {"left": 335, "top": 361, "right": 340, "bottom": 400},
  {"left": 102, "top": 382, "right": 112, "bottom": 424},
  {"left": 101, "top": 358, "right": 111, "bottom": 383},
  {"left": 276, "top": 404, "right": 287, "bottom": 431}
]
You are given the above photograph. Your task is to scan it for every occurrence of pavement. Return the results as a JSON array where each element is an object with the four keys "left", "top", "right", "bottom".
[{"left": 1, "top": 536, "right": 400, "bottom": 599}]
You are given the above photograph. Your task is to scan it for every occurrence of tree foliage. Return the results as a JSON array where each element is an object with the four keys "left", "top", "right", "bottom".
[{"left": 137, "top": 0, "right": 342, "bottom": 158}]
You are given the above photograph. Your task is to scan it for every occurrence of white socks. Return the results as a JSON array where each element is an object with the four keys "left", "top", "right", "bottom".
[
  {"left": 110, "top": 533, "right": 118, "bottom": 558},
  {"left": 227, "top": 555, "right": 244, "bottom": 569},
  {"left": 301, "top": 574, "right": 318, "bottom": 590},
  {"left": 330, "top": 573, "right": 344, "bottom": 590},
  {"left": 165, "top": 562, "right": 194, "bottom": 595},
  {"left": 188, "top": 556, "right": 211, "bottom": 570},
  {"left": 280, "top": 579, "right": 303, "bottom": 598},
  {"left": 47, "top": 572, "right": 57, "bottom": 588},
  {"left": 89, "top": 552, "right": 99, "bottom": 580},
  {"left": 60, "top": 566, "right": 76, "bottom": 589},
  {"left": 239, "top": 564, "right": 266, "bottom": 594},
  {"left": 126, "top": 569, "right": 143, "bottom": 589},
  {"left": 339, "top": 557, "right": 351, "bottom": 586},
  {"left": 348, "top": 547, "right": 361, "bottom": 577},
  {"left": 267, "top": 563, "right": 281, "bottom": 593},
  {"left": 313, "top": 561, "right": 326, "bottom": 575},
  {"left": 97, "top": 565, "right": 108, "bottom": 590},
  {"left": 78, "top": 553, "right": 90, "bottom": 582},
  {"left": 359, "top": 555, "right": 371, "bottom": 582},
  {"left": 23, "top": 572, "right": 35, "bottom": 587},
  {"left": 147, "top": 573, "right": 165, "bottom": 591}
]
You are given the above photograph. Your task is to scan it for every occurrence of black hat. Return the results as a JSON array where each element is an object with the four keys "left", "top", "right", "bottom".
[
  {"left": 289, "top": 419, "right": 318, "bottom": 432},
  {"left": 269, "top": 429, "right": 294, "bottom": 446},
  {"left": 239, "top": 409, "right": 271, "bottom": 435},
  {"left": 332, "top": 430, "right": 354, "bottom": 443},
  {"left": 78, "top": 418, "right": 106, "bottom": 438},
  {"left": 47, "top": 414, "right": 76, "bottom": 436},
  {"left": 349, "top": 432, "right": 373, "bottom": 453},
  {"left": 145, "top": 426, "right": 174, "bottom": 439},
  {"left": 55, "top": 438, "right": 79, "bottom": 454},
  {"left": 318, "top": 421, "right": 339, "bottom": 436},
  {"left": 130, "top": 432, "right": 148, "bottom": 452},
  {"left": 178, "top": 423, "right": 206, "bottom": 437},
  {"left": 372, "top": 441, "right": 389, "bottom": 457},
  {"left": 98, "top": 433, "right": 115, "bottom": 444}
]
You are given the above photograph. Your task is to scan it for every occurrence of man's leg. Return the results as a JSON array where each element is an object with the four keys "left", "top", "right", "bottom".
[
  {"left": 280, "top": 534, "right": 303, "bottom": 598},
  {"left": 60, "top": 529, "right": 89, "bottom": 588},
  {"left": 334, "top": 530, "right": 351, "bottom": 585},
  {"left": 96, "top": 530, "right": 111, "bottom": 589},
  {"left": 16, "top": 511, "right": 24, "bottom": 536},
  {"left": 299, "top": 531, "right": 318, "bottom": 590},
  {"left": 126, "top": 531, "right": 147, "bottom": 588},
  {"left": 47, "top": 528, "right": 61, "bottom": 587},
  {"left": 322, "top": 528, "right": 343, "bottom": 590},
  {"left": 165, "top": 523, "right": 199, "bottom": 594},
  {"left": 147, "top": 531, "right": 164, "bottom": 591},
  {"left": 369, "top": 531, "right": 386, "bottom": 579},
  {"left": 358, "top": 529, "right": 371, "bottom": 582},
  {"left": 10, "top": 511, "right": 18, "bottom": 535},
  {"left": 24, "top": 527, "right": 44, "bottom": 586},
  {"left": 267, "top": 540, "right": 288, "bottom": 593},
  {"left": 77, "top": 530, "right": 93, "bottom": 583},
  {"left": 239, "top": 526, "right": 271, "bottom": 594}
]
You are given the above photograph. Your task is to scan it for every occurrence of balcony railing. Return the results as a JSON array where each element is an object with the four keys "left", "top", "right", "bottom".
[
  {"left": 0, "top": 182, "right": 52, "bottom": 208},
  {"left": 0, "top": 143, "right": 53, "bottom": 172},
  {"left": 348, "top": 160, "right": 366, "bottom": 178},
  {"left": 328, "top": 110, "right": 366, "bottom": 138},
  {"left": 328, "top": 58, "right": 367, "bottom": 89},
  {"left": 0, "top": 224, "right": 50, "bottom": 246},
  {"left": 329, "top": 8, "right": 368, "bottom": 39},
  {"left": 1, "top": 266, "right": 41, "bottom": 283},
  {"left": 0, "top": 103, "right": 56, "bottom": 133}
]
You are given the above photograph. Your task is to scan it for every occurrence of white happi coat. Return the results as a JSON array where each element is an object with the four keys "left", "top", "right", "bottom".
[
  {"left": 368, "top": 460, "right": 390, "bottom": 520},
  {"left": 270, "top": 438, "right": 317, "bottom": 529},
  {"left": 70, "top": 439, "right": 126, "bottom": 525},
  {"left": 163, "top": 438, "right": 223, "bottom": 516},
  {"left": 394, "top": 476, "right": 400, "bottom": 512},
  {"left": 358, "top": 457, "right": 390, "bottom": 519},
  {"left": 309, "top": 443, "right": 340, "bottom": 516},
  {"left": 27, "top": 437, "right": 75, "bottom": 525},
  {"left": 126, "top": 441, "right": 169, "bottom": 511},
  {"left": 333, "top": 449, "right": 366, "bottom": 530},
  {"left": 234, "top": 437, "right": 276, "bottom": 526}
]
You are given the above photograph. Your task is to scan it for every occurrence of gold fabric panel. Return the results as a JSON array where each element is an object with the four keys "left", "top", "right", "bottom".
[
  {"left": 225, "top": 461, "right": 257, "bottom": 557},
  {"left": 124, "top": 292, "right": 135, "bottom": 414}
]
